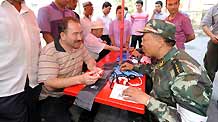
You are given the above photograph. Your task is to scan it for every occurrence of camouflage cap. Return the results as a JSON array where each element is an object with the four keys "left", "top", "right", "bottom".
[{"left": 138, "top": 19, "right": 176, "bottom": 41}]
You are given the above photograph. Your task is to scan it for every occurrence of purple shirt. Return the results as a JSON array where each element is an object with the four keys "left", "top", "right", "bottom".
[
  {"left": 109, "top": 19, "right": 131, "bottom": 47},
  {"left": 166, "top": 12, "right": 194, "bottom": 49},
  {"left": 37, "top": 2, "right": 75, "bottom": 40}
]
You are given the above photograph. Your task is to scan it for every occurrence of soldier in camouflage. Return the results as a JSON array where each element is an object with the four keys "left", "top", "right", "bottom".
[{"left": 120, "top": 19, "right": 212, "bottom": 122}]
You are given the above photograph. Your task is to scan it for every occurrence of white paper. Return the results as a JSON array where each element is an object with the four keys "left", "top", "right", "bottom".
[{"left": 109, "top": 83, "right": 136, "bottom": 103}]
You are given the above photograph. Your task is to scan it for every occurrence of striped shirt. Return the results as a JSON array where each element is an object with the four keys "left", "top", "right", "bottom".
[
  {"left": 38, "top": 40, "right": 92, "bottom": 99},
  {"left": 131, "top": 12, "right": 149, "bottom": 35},
  {"left": 201, "top": 3, "right": 218, "bottom": 34}
]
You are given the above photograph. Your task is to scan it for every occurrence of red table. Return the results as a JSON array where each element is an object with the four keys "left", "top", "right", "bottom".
[{"left": 64, "top": 51, "right": 145, "bottom": 114}]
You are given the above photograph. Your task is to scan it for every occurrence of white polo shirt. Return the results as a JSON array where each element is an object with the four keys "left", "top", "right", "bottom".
[
  {"left": 97, "top": 14, "right": 112, "bottom": 35},
  {"left": 21, "top": 3, "right": 41, "bottom": 88},
  {"left": 0, "top": 1, "right": 32, "bottom": 97},
  {"left": 84, "top": 33, "right": 105, "bottom": 59}
]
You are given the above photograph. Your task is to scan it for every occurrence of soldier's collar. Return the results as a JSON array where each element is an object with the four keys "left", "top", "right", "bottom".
[{"left": 157, "top": 47, "right": 178, "bottom": 67}]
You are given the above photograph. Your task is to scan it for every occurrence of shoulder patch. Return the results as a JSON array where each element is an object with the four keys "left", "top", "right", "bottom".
[{"left": 171, "top": 59, "right": 184, "bottom": 76}]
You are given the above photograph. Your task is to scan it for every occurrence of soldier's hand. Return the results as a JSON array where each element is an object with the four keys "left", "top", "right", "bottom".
[
  {"left": 122, "top": 87, "right": 150, "bottom": 105},
  {"left": 129, "top": 48, "right": 141, "bottom": 58},
  {"left": 120, "top": 62, "right": 134, "bottom": 71}
]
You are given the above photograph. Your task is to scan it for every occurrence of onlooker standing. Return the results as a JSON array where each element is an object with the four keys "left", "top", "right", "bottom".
[
  {"left": 80, "top": 1, "right": 93, "bottom": 36},
  {"left": 124, "top": 7, "right": 131, "bottom": 21},
  {"left": 98, "top": 1, "right": 112, "bottom": 45},
  {"left": 201, "top": 3, "right": 218, "bottom": 82},
  {"left": 165, "top": 0, "right": 195, "bottom": 50},
  {"left": 97, "top": 2, "right": 112, "bottom": 60},
  {"left": 21, "top": 2, "right": 42, "bottom": 122},
  {"left": 130, "top": 0, "right": 149, "bottom": 48},
  {"left": 38, "top": 17, "right": 101, "bottom": 122},
  {"left": 67, "top": 0, "right": 80, "bottom": 20},
  {"left": 0, "top": 0, "right": 40, "bottom": 122},
  {"left": 109, "top": 5, "right": 131, "bottom": 48},
  {"left": 37, "top": 0, "right": 75, "bottom": 44},
  {"left": 151, "top": 1, "right": 167, "bottom": 20}
]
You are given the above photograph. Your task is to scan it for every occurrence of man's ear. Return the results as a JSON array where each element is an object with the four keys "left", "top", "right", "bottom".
[{"left": 60, "top": 32, "right": 65, "bottom": 40}]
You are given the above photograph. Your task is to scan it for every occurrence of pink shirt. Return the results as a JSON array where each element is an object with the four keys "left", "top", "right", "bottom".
[
  {"left": 109, "top": 19, "right": 131, "bottom": 47},
  {"left": 131, "top": 12, "right": 149, "bottom": 35},
  {"left": 166, "top": 12, "right": 194, "bottom": 49}
]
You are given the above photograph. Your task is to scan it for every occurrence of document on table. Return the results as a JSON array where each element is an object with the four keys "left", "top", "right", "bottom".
[{"left": 109, "top": 83, "right": 136, "bottom": 103}]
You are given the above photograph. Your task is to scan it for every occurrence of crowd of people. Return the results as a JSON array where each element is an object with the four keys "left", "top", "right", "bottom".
[{"left": 0, "top": 0, "right": 217, "bottom": 122}]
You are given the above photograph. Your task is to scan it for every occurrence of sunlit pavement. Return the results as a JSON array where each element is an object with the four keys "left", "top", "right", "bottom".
[{"left": 185, "top": 34, "right": 218, "bottom": 122}]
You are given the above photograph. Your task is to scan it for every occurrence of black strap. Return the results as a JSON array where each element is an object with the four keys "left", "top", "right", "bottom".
[{"left": 74, "top": 63, "right": 115, "bottom": 111}]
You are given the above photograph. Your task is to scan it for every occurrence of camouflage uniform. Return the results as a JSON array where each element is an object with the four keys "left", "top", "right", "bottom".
[
  {"left": 133, "top": 47, "right": 212, "bottom": 122},
  {"left": 133, "top": 19, "right": 213, "bottom": 122}
]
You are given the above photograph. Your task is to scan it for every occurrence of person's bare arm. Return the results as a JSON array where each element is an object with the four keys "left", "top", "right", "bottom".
[
  {"left": 104, "top": 45, "right": 120, "bottom": 51},
  {"left": 44, "top": 71, "right": 100, "bottom": 91},
  {"left": 86, "top": 57, "right": 97, "bottom": 71},
  {"left": 202, "top": 25, "right": 218, "bottom": 44},
  {"left": 42, "top": 32, "right": 54, "bottom": 44},
  {"left": 150, "top": 9, "right": 156, "bottom": 20},
  {"left": 110, "top": 35, "right": 116, "bottom": 46},
  {"left": 125, "top": 35, "right": 131, "bottom": 48},
  {"left": 185, "top": 33, "right": 195, "bottom": 43}
]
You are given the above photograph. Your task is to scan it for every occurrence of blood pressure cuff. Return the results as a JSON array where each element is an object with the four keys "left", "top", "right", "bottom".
[
  {"left": 113, "top": 65, "right": 143, "bottom": 77},
  {"left": 74, "top": 63, "right": 115, "bottom": 111}
]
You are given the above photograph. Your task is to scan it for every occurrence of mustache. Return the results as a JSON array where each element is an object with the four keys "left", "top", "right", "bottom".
[{"left": 75, "top": 40, "right": 82, "bottom": 43}]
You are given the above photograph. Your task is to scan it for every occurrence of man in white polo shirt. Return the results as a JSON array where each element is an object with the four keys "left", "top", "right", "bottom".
[
  {"left": 80, "top": 1, "right": 93, "bottom": 36},
  {"left": 38, "top": 17, "right": 102, "bottom": 122},
  {"left": 0, "top": 0, "right": 41, "bottom": 122}
]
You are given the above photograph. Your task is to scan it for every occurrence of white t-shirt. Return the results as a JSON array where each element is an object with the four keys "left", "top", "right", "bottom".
[
  {"left": 21, "top": 3, "right": 41, "bottom": 88},
  {"left": 97, "top": 14, "right": 112, "bottom": 35},
  {"left": 0, "top": 1, "right": 31, "bottom": 97},
  {"left": 84, "top": 33, "right": 106, "bottom": 59}
]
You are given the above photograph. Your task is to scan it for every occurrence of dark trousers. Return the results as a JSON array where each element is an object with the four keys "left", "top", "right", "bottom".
[
  {"left": 40, "top": 96, "right": 75, "bottom": 122},
  {"left": 101, "top": 35, "right": 111, "bottom": 45},
  {"left": 0, "top": 92, "right": 28, "bottom": 122},
  {"left": 130, "top": 35, "right": 143, "bottom": 48},
  {"left": 25, "top": 83, "right": 42, "bottom": 122},
  {"left": 78, "top": 103, "right": 100, "bottom": 122},
  {"left": 98, "top": 35, "right": 112, "bottom": 61},
  {"left": 204, "top": 40, "right": 218, "bottom": 81}
]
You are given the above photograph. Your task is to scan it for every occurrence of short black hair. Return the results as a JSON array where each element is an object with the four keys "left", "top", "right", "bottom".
[
  {"left": 58, "top": 17, "right": 79, "bottom": 34},
  {"left": 166, "top": 0, "right": 180, "bottom": 4},
  {"left": 102, "top": 1, "right": 112, "bottom": 9},
  {"left": 136, "top": 0, "right": 143, "bottom": 6},
  {"left": 124, "top": 7, "right": 128, "bottom": 11},
  {"left": 155, "top": 1, "right": 163, "bottom": 7},
  {"left": 116, "top": 5, "right": 122, "bottom": 13}
]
